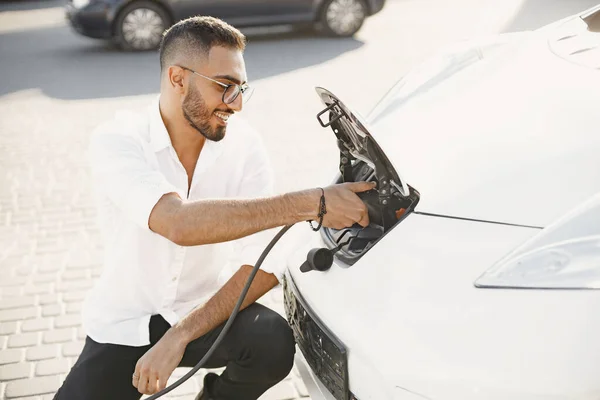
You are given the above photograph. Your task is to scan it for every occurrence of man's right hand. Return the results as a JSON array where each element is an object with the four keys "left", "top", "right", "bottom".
[{"left": 319, "top": 181, "right": 376, "bottom": 229}]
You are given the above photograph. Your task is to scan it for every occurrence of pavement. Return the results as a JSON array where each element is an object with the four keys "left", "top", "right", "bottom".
[{"left": 1, "top": 0, "right": 599, "bottom": 399}]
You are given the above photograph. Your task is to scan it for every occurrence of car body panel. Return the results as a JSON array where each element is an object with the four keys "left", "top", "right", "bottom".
[
  {"left": 287, "top": 213, "right": 600, "bottom": 399},
  {"left": 170, "top": 0, "right": 315, "bottom": 27},
  {"left": 365, "top": 20, "right": 600, "bottom": 228}
]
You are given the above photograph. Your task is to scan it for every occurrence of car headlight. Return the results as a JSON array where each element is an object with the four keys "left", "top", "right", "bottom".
[
  {"left": 475, "top": 194, "right": 600, "bottom": 290},
  {"left": 475, "top": 236, "right": 600, "bottom": 289},
  {"left": 72, "top": 0, "right": 91, "bottom": 8}
]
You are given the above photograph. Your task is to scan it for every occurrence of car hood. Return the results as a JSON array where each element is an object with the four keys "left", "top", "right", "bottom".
[{"left": 350, "top": 15, "right": 600, "bottom": 228}]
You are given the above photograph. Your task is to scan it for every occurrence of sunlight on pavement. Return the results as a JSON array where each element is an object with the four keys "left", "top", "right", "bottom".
[{"left": 0, "top": 7, "right": 66, "bottom": 34}]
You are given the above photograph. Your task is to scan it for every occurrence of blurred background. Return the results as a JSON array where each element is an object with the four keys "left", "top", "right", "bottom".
[{"left": 0, "top": 0, "right": 598, "bottom": 399}]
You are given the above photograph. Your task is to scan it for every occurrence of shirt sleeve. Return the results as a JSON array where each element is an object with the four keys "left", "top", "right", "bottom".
[
  {"left": 232, "top": 131, "right": 289, "bottom": 282},
  {"left": 88, "top": 131, "right": 179, "bottom": 230}
]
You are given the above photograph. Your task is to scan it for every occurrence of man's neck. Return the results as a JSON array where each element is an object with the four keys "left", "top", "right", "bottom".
[
  {"left": 171, "top": 131, "right": 206, "bottom": 162},
  {"left": 159, "top": 98, "right": 206, "bottom": 161}
]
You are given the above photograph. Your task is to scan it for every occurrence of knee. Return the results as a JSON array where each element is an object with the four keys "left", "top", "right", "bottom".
[{"left": 250, "top": 311, "right": 296, "bottom": 382}]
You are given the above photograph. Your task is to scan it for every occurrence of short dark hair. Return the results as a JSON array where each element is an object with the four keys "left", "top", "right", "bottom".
[{"left": 159, "top": 16, "right": 246, "bottom": 71}]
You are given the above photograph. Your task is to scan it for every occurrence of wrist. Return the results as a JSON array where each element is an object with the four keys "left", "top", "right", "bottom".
[
  {"left": 167, "top": 325, "right": 192, "bottom": 347},
  {"left": 286, "top": 189, "right": 321, "bottom": 222}
]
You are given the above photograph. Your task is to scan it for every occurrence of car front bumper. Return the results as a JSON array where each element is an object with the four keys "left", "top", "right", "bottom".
[
  {"left": 283, "top": 273, "right": 350, "bottom": 400},
  {"left": 284, "top": 270, "right": 430, "bottom": 400},
  {"left": 294, "top": 353, "right": 339, "bottom": 400}
]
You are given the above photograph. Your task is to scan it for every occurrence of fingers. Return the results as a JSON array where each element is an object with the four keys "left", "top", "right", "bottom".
[
  {"left": 136, "top": 366, "right": 157, "bottom": 395},
  {"left": 344, "top": 181, "right": 377, "bottom": 193},
  {"left": 357, "top": 211, "right": 370, "bottom": 228},
  {"left": 323, "top": 203, "right": 369, "bottom": 229},
  {"left": 138, "top": 377, "right": 150, "bottom": 395},
  {"left": 347, "top": 200, "right": 369, "bottom": 228},
  {"left": 343, "top": 187, "right": 370, "bottom": 227},
  {"left": 158, "top": 374, "right": 168, "bottom": 392},
  {"left": 132, "top": 372, "right": 139, "bottom": 389},
  {"left": 138, "top": 367, "right": 149, "bottom": 394},
  {"left": 148, "top": 372, "right": 160, "bottom": 394},
  {"left": 133, "top": 362, "right": 142, "bottom": 391},
  {"left": 320, "top": 183, "right": 372, "bottom": 229}
]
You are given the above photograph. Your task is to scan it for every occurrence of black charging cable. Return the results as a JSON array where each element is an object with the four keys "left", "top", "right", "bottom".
[{"left": 146, "top": 224, "right": 294, "bottom": 400}]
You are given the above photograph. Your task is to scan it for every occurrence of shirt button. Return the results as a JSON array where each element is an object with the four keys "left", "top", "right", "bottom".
[{"left": 172, "top": 276, "right": 177, "bottom": 282}]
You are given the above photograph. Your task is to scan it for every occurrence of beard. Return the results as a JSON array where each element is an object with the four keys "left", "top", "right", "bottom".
[{"left": 182, "top": 84, "right": 227, "bottom": 142}]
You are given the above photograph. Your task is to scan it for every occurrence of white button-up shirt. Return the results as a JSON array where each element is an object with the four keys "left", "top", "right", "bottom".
[{"left": 84, "top": 97, "right": 280, "bottom": 346}]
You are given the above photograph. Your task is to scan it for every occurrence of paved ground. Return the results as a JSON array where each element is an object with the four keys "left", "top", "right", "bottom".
[{"left": 0, "top": 0, "right": 598, "bottom": 399}]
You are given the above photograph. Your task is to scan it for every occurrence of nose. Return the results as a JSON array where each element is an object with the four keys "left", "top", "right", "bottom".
[{"left": 227, "top": 92, "right": 243, "bottom": 113}]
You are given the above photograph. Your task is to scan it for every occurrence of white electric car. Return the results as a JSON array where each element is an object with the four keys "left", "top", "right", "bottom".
[{"left": 283, "top": 4, "right": 600, "bottom": 400}]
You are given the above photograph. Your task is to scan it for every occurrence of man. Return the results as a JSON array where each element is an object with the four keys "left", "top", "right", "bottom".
[{"left": 54, "top": 16, "right": 373, "bottom": 400}]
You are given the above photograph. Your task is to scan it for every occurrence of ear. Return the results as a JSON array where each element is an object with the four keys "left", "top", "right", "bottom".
[{"left": 167, "top": 66, "right": 186, "bottom": 94}]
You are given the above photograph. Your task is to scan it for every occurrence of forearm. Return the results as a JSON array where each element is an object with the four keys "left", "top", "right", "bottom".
[
  {"left": 170, "top": 190, "right": 319, "bottom": 246},
  {"left": 169, "top": 265, "right": 279, "bottom": 344}
]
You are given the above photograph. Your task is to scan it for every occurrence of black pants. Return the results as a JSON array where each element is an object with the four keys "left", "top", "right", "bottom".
[{"left": 53, "top": 303, "right": 296, "bottom": 400}]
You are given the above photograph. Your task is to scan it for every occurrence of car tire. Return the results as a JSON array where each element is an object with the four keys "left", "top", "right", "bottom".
[
  {"left": 318, "top": 0, "right": 367, "bottom": 37},
  {"left": 115, "top": 1, "right": 170, "bottom": 51}
]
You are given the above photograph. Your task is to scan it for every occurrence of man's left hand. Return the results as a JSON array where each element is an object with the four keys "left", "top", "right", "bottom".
[{"left": 132, "top": 329, "right": 187, "bottom": 395}]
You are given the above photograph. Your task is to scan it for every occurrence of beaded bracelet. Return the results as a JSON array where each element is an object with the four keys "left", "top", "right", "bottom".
[{"left": 308, "top": 188, "right": 327, "bottom": 231}]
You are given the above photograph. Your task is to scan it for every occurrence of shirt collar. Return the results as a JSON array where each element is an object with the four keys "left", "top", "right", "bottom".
[{"left": 149, "top": 95, "right": 172, "bottom": 153}]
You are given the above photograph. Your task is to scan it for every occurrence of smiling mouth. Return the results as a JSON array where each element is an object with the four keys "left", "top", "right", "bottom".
[{"left": 214, "top": 111, "right": 232, "bottom": 124}]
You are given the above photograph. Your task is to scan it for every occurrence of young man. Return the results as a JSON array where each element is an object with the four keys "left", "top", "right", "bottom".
[{"left": 54, "top": 16, "right": 373, "bottom": 400}]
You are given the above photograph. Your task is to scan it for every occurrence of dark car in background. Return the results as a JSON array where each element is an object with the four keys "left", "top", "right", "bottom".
[{"left": 66, "top": 0, "right": 386, "bottom": 50}]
